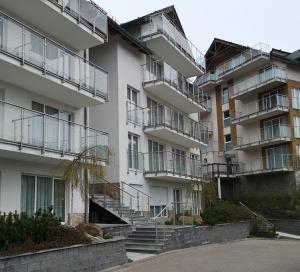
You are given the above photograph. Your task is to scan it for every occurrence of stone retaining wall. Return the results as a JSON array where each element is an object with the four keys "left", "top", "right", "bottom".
[
  {"left": 0, "top": 237, "right": 127, "bottom": 272},
  {"left": 164, "top": 221, "right": 253, "bottom": 251}
]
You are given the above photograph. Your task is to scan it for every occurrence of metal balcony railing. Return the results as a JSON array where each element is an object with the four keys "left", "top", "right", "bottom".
[
  {"left": 215, "top": 43, "right": 269, "bottom": 78},
  {"left": 0, "top": 12, "right": 108, "bottom": 100},
  {"left": 143, "top": 151, "right": 202, "bottom": 179},
  {"left": 0, "top": 100, "right": 109, "bottom": 161},
  {"left": 232, "top": 93, "right": 289, "bottom": 121},
  {"left": 232, "top": 65, "right": 287, "bottom": 97},
  {"left": 143, "top": 60, "right": 210, "bottom": 110},
  {"left": 49, "top": 0, "right": 108, "bottom": 39},
  {"left": 140, "top": 13, "right": 205, "bottom": 71},
  {"left": 235, "top": 124, "right": 291, "bottom": 148},
  {"left": 144, "top": 104, "right": 210, "bottom": 144},
  {"left": 202, "top": 163, "right": 239, "bottom": 177},
  {"left": 238, "top": 154, "right": 297, "bottom": 174}
]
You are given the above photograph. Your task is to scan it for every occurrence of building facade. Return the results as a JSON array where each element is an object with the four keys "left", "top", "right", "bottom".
[
  {"left": 197, "top": 38, "right": 300, "bottom": 198},
  {"left": 0, "top": 0, "right": 109, "bottom": 224},
  {"left": 89, "top": 6, "right": 210, "bottom": 217}
]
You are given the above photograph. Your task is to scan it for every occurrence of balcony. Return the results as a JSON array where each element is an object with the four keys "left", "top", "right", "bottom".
[
  {"left": 0, "top": 12, "right": 108, "bottom": 108},
  {"left": 0, "top": 100, "right": 109, "bottom": 163},
  {"left": 238, "top": 154, "right": 296, "bottom": 176},
  {"left": 235, "top": 125, "right": 291, "bottom": 151},
  {"left": 144, "top": 105, "right": 209, "bottom": 148},
  {"left": 231, "top": 65, "right": 287, "bottom": 99},
  {"left": 126, "top": 101, "right": 144, "bottom": 127},
  {"left": 202, "top": 163, "right": 239, "bottom": 178},
  {"left": 232, "top": 94, "right": 289, "bottom": 125},
  {"left": 140, "top": 13, "right": 205, "bottom": 77},
  {"left": 143, "top": 151, "right": 202, "bottom": 181},
  {"left": 196, "top": 71, "right": 217, "bottom": 92},
  {"left": 143, "top": 60, "right": 211, "bottom": 114},
  {"left": 215, "top": 44, "right": 270, "bottom": 82},
  {"left": 0, "top": 0, "right": 108, "bottom": 50}
]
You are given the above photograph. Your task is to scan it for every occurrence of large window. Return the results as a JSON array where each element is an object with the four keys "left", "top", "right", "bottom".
[
  {"left": 222, "top": 87, "right": 229, "bottom": 104},
  {"left": 265, "top": 145, "right": 289, "bottom": 169},
  {"left": 292, "top": 88, "right": 300, "bottom": 109},
  {"left": 172, "top": 148, "right": 186, "bottom": 175},
  {"left": 147, "top": 97, "right": 164, "bottom": 126},
  {"left": 223, "top": 110, "right": 230, "bottom": 128},
  {"left": 128, "top": 133, "right": 139, "bottom": 170},
  {"left": 148, "top": 140, "right": 164, "bottom": 172},
  {"left": 294, "top": 116, "right": 300, "bottom": 138},
  {"left": 224, "top": 134, "right": 232, "bottom": 151},
  {"left": 264, "top": 116, "right": 288, "bottom": 139},
  {"left": 21, "top": 175, "right": 65, "bottom": 221}
]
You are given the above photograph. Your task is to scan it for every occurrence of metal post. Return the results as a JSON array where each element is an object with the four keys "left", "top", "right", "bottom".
[
  {"left": 42, "top": 114, "right": 45, "bottom": 154},
  {"left": 21, "top": 26, "right": 25, "bottom": 65},
  {"left": 93, "top": 68, "right": 96, "bottom": 97},
  {"left": 137, "top": 191, "right": 140, "bottom": 212},
  {"left": 130, "top": 196, "right": 133, "bottom": 225},
  {"left": 173, "top": 202, "right": 175, "bottom": 226},
  {"left": 217, "top": 176, "right": 222, "bottom": 199},
  {"left": 19, "top": 108, "right": 24, "bottom": 150},
  {"left": 147, "top": 196, "right": 150, "bottom": 220},
  {"left": 104, "top": 182, "right": 106, "bottom": 207}
]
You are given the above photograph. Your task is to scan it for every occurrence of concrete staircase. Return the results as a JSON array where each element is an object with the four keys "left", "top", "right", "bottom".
[
  {"left": 125, "top": 227, "right": 175, "bottom": 254},
  {"left": 91, "top": 194, "right": 149, "bottom": 226}
]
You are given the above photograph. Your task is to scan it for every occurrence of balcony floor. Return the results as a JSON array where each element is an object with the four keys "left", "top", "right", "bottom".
[
  {"left": 144, "top": 125, "right": 207, "bottom": 148},
  {"left": 218, "top": 54, "right": 270, "bottom": 82},
  {"left": 143, "top": 81, "right": 208, "bottom": 114},
  {"left": 0, "top": 53, "right": 105, "bottom": 108},
  {"left": 143, "top": 34, "right": 203, "bottom": 77},
  {"left": 232, "top": 78, "right": 287, "bottom": 100},
  {"left": 232, "top": 106, "right": 289, "bottom": 125},
  {"left": 237, "top": 167, "right": 293, "bottom": 176},
  {"left": 235, "top": 137, "right": 291, "bottom": 151},
  {"left": 0, "top": 0, "right": 105, "bottom": 51},
  {"left": 144, "top": 171, "right": 201, "bottom": 182},
  {"left": 198, "top": 80, "right": 216, "bottom": 92}
]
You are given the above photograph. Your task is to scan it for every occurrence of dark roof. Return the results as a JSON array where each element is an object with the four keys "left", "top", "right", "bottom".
[
  {"left": 108, "top": 17, "right": 152, "bottom": 55},
  {"left": 121, "top": 5, "right": 186, "bottom": 37}
]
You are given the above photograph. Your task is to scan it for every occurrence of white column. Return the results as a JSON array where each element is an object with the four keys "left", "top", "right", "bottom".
[{"left": 217, "top": 177, "right": 222, "bottom": 199}]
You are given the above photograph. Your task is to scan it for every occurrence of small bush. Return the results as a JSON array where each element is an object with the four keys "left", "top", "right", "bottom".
[
  {"left": 103, "top": 233, "right": 113, "bottom": 240},
  {"left": 201, "top": 201, "right": 251, "bottom": 225}
]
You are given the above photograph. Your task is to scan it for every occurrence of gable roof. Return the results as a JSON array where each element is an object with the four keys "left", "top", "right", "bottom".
[{"left": 121, "top": 5, "right": 186, "bottom": 37}]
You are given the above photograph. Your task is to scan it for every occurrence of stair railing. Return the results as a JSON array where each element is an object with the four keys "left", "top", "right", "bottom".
[
  {"left": 98, "top": 177, "right": 136, "bottom": 223},
  {"left": 121, "top": 181, "right": 152, "bottom": 220},
  {"left": 153, "top": 201, "right": 194, "bottom": 242}
]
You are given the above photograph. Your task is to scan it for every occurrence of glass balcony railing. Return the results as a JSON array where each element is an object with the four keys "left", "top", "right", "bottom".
[
  {"left": 232, "top": 94, "right": 289, "bottom": 121},
  {"left": 126, "top": 101, "right": 144, "bottom": 126},
  {"left": 236, "top": 124, "right": 291, "bottom": 148},
  {"left": 144, "top": 104, "right": 210, "bottom": 145},
  {"left": 140, "top": 13, "right": 205, "bottom": 71},
  {"left": 49, "top": 0, "right": 108, "bottom": 39},
  {"left": 215, "top": 44, "right": 269, "bottom": 78},
  {"left": 0, "top": 100, "right": 109, "bottom": 161},
  {"left": 202, "top": 163, "right": 239, "bottom": 177},
  {"left": 0, "top": 12, "right": 108, "bottom": 100},
  {"left": 239, "top": 154, "right": 296, "bottom": 174},
  {"left": 195, "top": 71, "right": 216, "bottom": 86},
  {"left": 143, "top": 151, "right": 202, "bottom": 178},
  {"left": 143, "top": 60, "right": 211, "bottom": 110},
  {"left": 232, "top": 65, "right": 287, "bottom": 97}
]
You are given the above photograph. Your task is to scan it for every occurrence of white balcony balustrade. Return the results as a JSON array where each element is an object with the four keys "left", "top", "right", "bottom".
[
  {"left": 215, "top": 43, "right": 270, "bottom": 81},
  {"left": 232, "top": 65, "right": 287, "bottom": 99},
  {"left": 140, "top": 13, "right": 205, "bottom": 77},
  {"left": 232, "top": 94, "right": 289, "bottom": 125},
  {"left": 0, "top": 0, "right": 108, "bottom": 50},
  {"left": 0, "top": 12, "right": 108, "bottom": 108},
  {"left": 238, "top": 154, "right": 297, "bottom": 175},
  {"left": 0, "top": 100, "right": 109, "bottom": 161},
  {"left": 235, "top": 124, "right": 291, "bottom": 150},
  {"left": 143, "top": 60, "right": 211, "bottom": 113},
  {"left": 144, "top": 104, "right": 209, "bottom": 148},
  {"left": 143, "top": 151, "right": 202, "bottom": 181}
]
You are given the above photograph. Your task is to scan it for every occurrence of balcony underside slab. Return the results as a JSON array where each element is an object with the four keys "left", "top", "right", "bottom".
[
  {"left": 143, "top": 81, "right": 207, "bottom": 114},
  {"left": 144, "top": 172, "right": 201, "bottom": 182},
  {"left": 0, "top": 0, "right": 105, "bottom": 51},
  {"left": 143, "top": 35, "right": 203, "bottom": 77},
  {"left": 235, "top": 137, "right": 291, "bottom": 151}
]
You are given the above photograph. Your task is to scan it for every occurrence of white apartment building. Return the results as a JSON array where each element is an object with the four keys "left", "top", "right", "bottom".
[
  {"left": 89, "top": 6, "right": 210, "bottom": 218},
  {"left": 0, "top": 0, "right": 110, "bottom": 225}
]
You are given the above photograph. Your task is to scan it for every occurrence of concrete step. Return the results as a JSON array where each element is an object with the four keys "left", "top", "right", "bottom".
[
  {"left": 128, "top": 233, "right": 172, "bottom": 239},
  {"left": 125, "top": 242, "right": 163, "bottom": 252},
  {"left": 126, "top": 238, "right": 166, "bottom": 244}
]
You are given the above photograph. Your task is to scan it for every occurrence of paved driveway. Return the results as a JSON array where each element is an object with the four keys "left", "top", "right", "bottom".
[{"left": 113, "top": 239, "right": 300, "bottom": 272}]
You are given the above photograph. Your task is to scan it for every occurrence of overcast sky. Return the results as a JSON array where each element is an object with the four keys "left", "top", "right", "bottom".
[{"left": 95, "top": 0, "right": 298, "bottom": 54}]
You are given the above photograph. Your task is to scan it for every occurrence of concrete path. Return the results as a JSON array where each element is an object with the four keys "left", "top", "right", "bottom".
[{"left": 112, "top": 239, "right": 300, "bottom": 272}]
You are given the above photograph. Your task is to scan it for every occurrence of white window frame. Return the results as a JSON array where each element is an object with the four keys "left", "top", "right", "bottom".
[
  {"left": 223, "top": 110, "right": 230, "bottom": 128},
  {"left": 222, "top": 87, "right": 229, "bottom": 104},
  {"left": 292, "top": 88, "right": 300, "bottom": 109},
  {"left": 294, "top": 116, "right": 300, "bottom": 138},
  {"left": 128, "top": 133, "right": 140, "bottom": 170}
]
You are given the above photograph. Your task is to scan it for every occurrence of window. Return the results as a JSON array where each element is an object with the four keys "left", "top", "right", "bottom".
[
  {"left": 127, "top": 87, "right": 140, "bottom": 124},
  {"left": 223, "top": 110, "right": 230, "bottom": 128},
  {"left": 190, "top": 153, "right": 200, "bottom": 177},
  {"left": 127, "top": 87, "right": 138, "bottom": 105},
  {"left": 224, "top": 134, "right": 232, "bottom": 151},
  {"left": 128, "top": 133, "right": 139, "bottom": 170},
  {"left": 265, "top": 145, "right": 289, "bottom": 169},
  {"left": 147, "top": 97, "right": 163, "bottom": 126},
  {"left": 264, "top": 116, "right": 288, "bottom": 139},
  {"left": 292, "top": 88, "right": 300, "bottom": 109},
  {"left": 296, "top": 145, "right": 300, "bottom": 164},
  {"left": 172, "top": 148, "right": 186, "bottom": 175},
  {"left": 21, "top": 175, "right": 65, "bottom": 221},
  {"left": 262, "top": 90, "right": 281, "bottom": 110},
  {"left": 294, "top": 116, "right": 300, "bottom": 138},
  {"left": 150, "top": 205, "right": 167, "bottom": 218},
  {"left": 222, "top": 87, "right": 229, "bottom": 104},
  {"left": 148, "top": 140, "right": 164, "bottom": 172}
]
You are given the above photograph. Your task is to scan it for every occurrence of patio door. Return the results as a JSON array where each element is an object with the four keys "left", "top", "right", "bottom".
[
  {"left": 266, "top": 145, "right": 289, "bottom": 169},
  {"left": 173, "top": 188, "right": 182, "bottom": 215}
]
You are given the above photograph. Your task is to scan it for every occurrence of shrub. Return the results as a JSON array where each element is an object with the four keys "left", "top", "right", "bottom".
[
  {"left": 201, "top": 201, "right": 251, "bottom": 225},
  {"left": 103, "top": 233, "right": 113, "bottom": 240}
]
